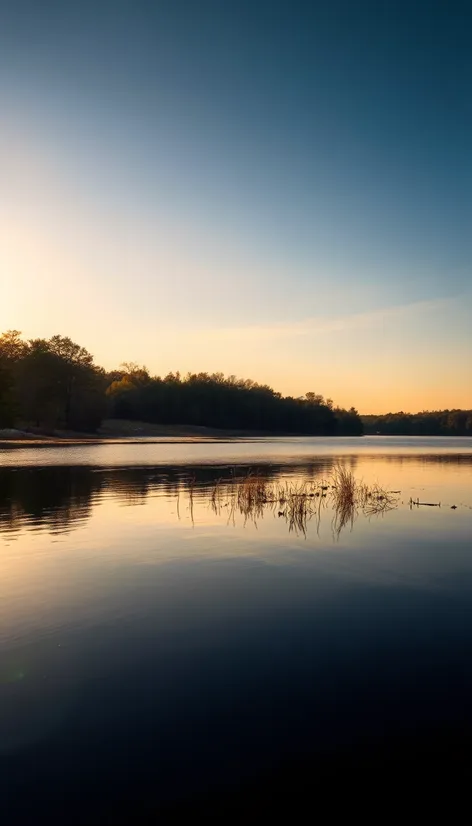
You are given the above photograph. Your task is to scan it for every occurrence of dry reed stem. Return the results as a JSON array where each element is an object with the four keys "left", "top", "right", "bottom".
[{"left": 184, "top": 466, "right": 399, "bottom": 536}]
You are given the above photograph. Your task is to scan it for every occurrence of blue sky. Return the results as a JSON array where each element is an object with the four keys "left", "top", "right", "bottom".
[{"left": 1, "top": 1, "right": 470, "bottom": 411}]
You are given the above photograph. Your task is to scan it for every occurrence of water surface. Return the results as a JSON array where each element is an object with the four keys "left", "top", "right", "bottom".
[{"left": 1, "top": 437, "right": 472, "bottom": 821}]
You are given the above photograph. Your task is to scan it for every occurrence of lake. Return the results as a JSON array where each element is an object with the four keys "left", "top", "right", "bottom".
[{"left": 1, "top": 436, "right": 472, "bottom": 821}]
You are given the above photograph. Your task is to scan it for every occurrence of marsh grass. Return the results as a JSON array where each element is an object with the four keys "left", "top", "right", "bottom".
[
  {"left": 329, "top": 465, "right": 398, "bottom": 536},
  {"left": 188, "top": 474, "right": 196, "bottom": 524},
  {"left": 201, "top": 465, "right": 399, "bottom": 537}
]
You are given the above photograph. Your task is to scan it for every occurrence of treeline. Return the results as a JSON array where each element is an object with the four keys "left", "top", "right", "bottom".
[
  {"left": 0, "top": 331, "right": 106, "bottom": 432},
  {"left": 0, "top": 330, "right": 363, "bottom": 435},
  {"left": 107, "top": 369, "right": 363, "bottom": 435},
  {"left": 362, "top": 410, "right": 472, "bottom": 436}
]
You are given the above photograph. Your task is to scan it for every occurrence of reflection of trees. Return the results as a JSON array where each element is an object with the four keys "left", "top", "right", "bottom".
[
  {"left": 375, "top": 454, "right": 472, "bottom": 467},
  {"left": 0, "top": 451, "right": 469, "bottom": 538},
  {"left": 0, "top": 461, "right": 340, "bottom": 537},
  {"left": 0, "top": 468, "right": 98, "bottom": 535}
]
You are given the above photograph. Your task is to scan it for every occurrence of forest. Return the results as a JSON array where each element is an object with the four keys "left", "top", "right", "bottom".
[
  {"left": 0, "top": 330, "right": 363, "bottom": 436},
  {"left": 362, "top": 411, "right": 472, "bottom": 436}
]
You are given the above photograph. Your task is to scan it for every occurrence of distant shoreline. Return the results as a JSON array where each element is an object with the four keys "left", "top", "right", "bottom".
[
  {"left": 1, "top": 430, "right": 470, "bottom": 451},
  {"left": 0, "top": 433, "right": 268, "bottom": 448},
  {"left": 0, "top": 419, "right": 323, "bottom": 448}
]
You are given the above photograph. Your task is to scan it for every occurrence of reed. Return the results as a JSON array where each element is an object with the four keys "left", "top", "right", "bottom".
[{"left": 186, "top": 466, "right": 400, "bottom": 536}]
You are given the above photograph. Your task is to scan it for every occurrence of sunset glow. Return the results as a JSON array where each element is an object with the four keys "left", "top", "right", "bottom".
[{"left": 1, "top": 2, "right": 470, "bottom": 413}]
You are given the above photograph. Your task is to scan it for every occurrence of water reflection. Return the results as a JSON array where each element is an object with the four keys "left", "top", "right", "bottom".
[
  {"left": 1, "top": 445, "right": 472, "bottom": 823},
  {"left": 205, "top": 467, "right": 400, "bottom": 538},
  {"left": 1, "top": 450, "right": 471, "bottom": 540},
  {"left": 0, "top": 460, "right": 336, "bottom": 537},
  {"left": 0, "top": 467, "right": 95, "bottom": 536}
]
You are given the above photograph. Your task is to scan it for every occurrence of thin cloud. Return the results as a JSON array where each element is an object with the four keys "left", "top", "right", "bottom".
[{"left": 195, "top": 296, "right": 453, "bottom": 343}]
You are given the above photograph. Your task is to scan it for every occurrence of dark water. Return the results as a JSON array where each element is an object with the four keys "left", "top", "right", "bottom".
[{"left": 1, "top": 437, "right": 472, "bottom": 821}]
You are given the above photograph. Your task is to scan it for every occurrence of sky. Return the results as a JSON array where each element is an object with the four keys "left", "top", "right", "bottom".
[{"left": 0, "top": 0, "right": 470, "bottom": 413}]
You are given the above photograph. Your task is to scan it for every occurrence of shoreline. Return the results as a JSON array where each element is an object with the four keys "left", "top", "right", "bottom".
[
  {"left": 0, "top": 420, "right": 292, "bottom": 448},
  {"left": 0, "top": 436, "right": 264, "bottom": 449}
]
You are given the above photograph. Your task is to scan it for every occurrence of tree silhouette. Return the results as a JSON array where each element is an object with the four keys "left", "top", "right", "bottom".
[
  {"left": 362, "top": 410, "right": 472, "bottom": 436},
  {"left": 0, "top": 330, "right": 367, "bottom": 435}
]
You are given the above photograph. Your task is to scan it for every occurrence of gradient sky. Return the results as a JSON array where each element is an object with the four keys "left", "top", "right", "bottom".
[{"left": 1, "top": 0, "right": 470, "bottom": 412}]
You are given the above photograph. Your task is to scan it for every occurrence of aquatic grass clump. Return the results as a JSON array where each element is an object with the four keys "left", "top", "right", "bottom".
[
  {"left": 330, "top": 465, "right": 357, "bottom": 535},
  {"left": 237, "top": 473, "right": 269, "bottom": 516},
  {"left": 201, "top": 466, "right": 400, "bottom": 537},
  {"left": 329, "top": 464, "right": 400, "bottom": 535},
  {"left": 209, "top": 471, "right": 271, "bottom": 525},
  {"left": 331, "top": 465, "right": 356, "bottom": 504}
]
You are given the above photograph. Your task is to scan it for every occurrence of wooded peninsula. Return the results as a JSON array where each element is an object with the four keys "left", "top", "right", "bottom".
[
  {"left": 1, "top": 331, "right": 470, "bottom": 438},
  {"left": 0, "top": 331, "right": 361, "bottom": 436}
]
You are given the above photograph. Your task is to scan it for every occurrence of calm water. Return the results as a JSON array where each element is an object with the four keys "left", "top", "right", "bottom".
[{"left": 1, "top": 437, "right": 472, "bottom": 821}]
